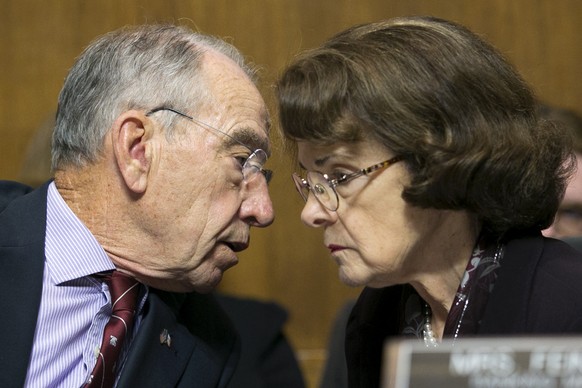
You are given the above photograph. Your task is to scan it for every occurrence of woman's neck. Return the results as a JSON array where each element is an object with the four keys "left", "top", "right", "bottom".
[{"left": 408, "top": 211, "right": 481, "bottom": 339}]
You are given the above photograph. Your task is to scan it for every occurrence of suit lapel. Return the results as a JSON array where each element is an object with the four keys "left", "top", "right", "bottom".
[
  {"left": 118, "top": 291, "right": 196, "bottom": 388},
  {"left": 0, "top": 183, "right": 48, "bottom": 387},
  {"left": 118, "top": 290, "right": 240, "bottom": 388}
]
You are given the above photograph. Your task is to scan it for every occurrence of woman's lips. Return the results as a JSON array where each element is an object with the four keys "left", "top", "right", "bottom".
[{"left": 328, "top": 244, "right": 346, "bottom": 253}]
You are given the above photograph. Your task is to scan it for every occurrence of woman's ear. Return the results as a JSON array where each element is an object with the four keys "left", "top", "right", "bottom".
[{"left": 111, "top": 110, "right": 153, "bottom": 194}]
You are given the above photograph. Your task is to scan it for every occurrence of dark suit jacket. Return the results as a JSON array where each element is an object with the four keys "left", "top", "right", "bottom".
[
  {"left": 0, "top": 181, "right": 239, "bottom": 388},
  {"left": 345, "top": 233, "right": 582, "bottom": 388},
  {"left": 216, "top": 294, "right": 306, "bottom": 388}
]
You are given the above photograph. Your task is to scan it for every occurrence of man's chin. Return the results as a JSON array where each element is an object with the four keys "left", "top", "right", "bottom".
[
  {"left": 192, "top": 274, "right": 224, "bottom": 294},
  {"left": 189, "top": 262, "right": 236, "bottom": 294},
  {"left": 141, "top": 253, "right": 238, "bottom": 293},
  {"left": 137, "top": 272, "right": 221, "bottom": 293}
]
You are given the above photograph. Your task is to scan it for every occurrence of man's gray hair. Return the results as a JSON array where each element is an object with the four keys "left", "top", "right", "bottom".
[{"left": 52, "top": 24, "right": 257, "bottom": 170}]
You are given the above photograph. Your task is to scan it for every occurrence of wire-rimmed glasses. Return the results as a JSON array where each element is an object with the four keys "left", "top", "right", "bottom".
[
  {"left": 146, "top": 107, "right": 272, "bottom": 184},
  {"left": 292, "top": 155, "right": 404, "bottom": 211}
]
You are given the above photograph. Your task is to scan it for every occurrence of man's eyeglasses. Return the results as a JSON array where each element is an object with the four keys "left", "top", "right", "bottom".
[
  {"left": 146, "top": 107, "right": 272, "bottom": 184},
  {"left": 292, "top": 155, "right": 404, "bottom": 211}
]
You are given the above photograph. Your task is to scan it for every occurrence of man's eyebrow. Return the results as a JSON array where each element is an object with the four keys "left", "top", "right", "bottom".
[{"left": 222, "top": 127, "right": 271, "bottom": 156}]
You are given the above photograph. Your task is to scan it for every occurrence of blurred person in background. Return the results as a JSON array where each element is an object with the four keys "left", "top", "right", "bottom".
[{"left": 540, "top": 104, "right": 582, "bottom": 240}]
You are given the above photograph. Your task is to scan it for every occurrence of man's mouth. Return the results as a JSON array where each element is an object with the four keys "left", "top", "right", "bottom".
[{"left": 224, "top": 241, "right": 248, "bottom": 252}]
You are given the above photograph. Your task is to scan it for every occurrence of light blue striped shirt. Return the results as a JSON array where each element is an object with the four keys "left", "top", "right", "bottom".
[{"left": 24, "top": 182, "right": 146, "bottom": 387}]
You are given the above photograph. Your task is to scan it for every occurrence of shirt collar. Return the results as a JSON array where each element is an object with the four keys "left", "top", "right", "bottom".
[{"left": 45, "top": 182, "right": 115, "bottom": 285}]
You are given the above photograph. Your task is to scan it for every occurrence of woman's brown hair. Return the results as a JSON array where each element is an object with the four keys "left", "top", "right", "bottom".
[{"left": 276, "top": 16, "right": 575, "bottom": 236}]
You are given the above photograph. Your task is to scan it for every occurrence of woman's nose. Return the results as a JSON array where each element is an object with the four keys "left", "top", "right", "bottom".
[{"left": 300, "top": 193, "right": 336, "bottom": 227}]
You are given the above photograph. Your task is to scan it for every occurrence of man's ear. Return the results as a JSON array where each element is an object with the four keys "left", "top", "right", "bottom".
[{"left": 111, "top": 110, "right": 153, "bottom": 194}]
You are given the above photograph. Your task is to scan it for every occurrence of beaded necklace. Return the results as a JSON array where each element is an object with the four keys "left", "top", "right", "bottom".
[
  {"left": 422, "top": 303, "right": 439, "bottom": 347},
  {"left": 418, "top": 233, "right": 504, "bottom": 347}
]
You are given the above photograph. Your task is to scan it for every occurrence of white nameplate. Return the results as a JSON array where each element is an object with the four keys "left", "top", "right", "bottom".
[{"left": 382, "top": 337, "right": 582, "bottom": 388}]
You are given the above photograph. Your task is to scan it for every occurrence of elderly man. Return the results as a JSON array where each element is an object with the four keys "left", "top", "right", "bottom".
[{"left": 0, "top": 24, "right": 274, "bottom": 387}]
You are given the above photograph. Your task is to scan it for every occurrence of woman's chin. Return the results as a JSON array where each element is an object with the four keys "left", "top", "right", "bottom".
[{"left": 338, "top": 268, "right": 366, "bottom": 288}]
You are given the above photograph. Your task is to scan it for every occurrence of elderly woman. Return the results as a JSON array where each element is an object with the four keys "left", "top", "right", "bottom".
[{"left": 276, "top": 16, "right": 582, "bottom": 387}]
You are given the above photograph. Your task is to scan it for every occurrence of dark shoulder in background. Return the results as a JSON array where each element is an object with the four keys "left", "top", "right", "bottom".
[
  {"left": 216, "top": 293, "right": 306, "bottom": 388},
  {"left": 562, "top": 236, "right": 582, "bottom": 253}
]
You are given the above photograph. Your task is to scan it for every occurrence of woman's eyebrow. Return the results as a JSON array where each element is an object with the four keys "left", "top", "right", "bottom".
[
  {"left": 314, "top": 155, "right": 331, "bottom": 167},
  {"left": 298, "top": 155, "right": 331, "bottom": 171}
]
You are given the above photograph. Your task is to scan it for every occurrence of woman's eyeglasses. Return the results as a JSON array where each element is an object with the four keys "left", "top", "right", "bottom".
[{"left": 292, "top": 155, "right": 404, "bottom": 211}]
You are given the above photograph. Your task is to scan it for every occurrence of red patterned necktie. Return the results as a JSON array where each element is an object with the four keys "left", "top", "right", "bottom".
[{"left": 86, "top": 271, "right": 140, "bottom": 388}]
